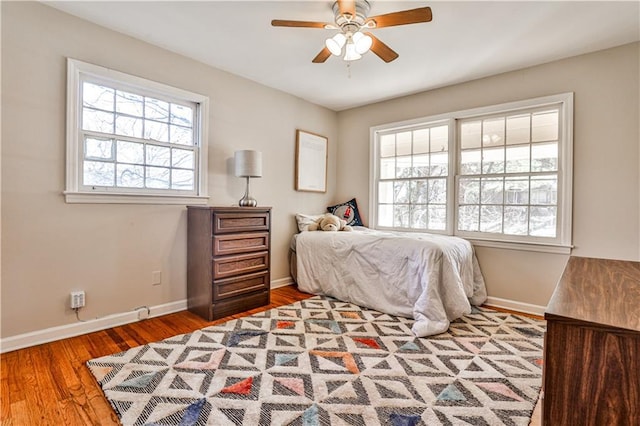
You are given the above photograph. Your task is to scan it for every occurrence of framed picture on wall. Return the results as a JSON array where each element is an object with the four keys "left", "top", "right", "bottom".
[{"left": 295, "top": 129, "right": 327, "bottom": 192}]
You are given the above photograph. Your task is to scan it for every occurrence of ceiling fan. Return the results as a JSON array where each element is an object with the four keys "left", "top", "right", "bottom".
[{"left": 271, "top": 0, "right": 432, "bottom": 63}]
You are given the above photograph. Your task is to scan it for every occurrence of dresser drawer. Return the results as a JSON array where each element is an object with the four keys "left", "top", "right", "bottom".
[
  {"left": 214, "top": 270, "right": 269, "bottom": 301},
  {"left": 213, "top": 251, "right": 269, "bottom": 279},
  {"left": 211, "top": 290, "right": 270, "bottom": 320},
  {"left": 213, "top": 212, "right": 270, "bottom": 234},
  {"left": 213, "top": 232, "right": 269, "bottom": 256}
]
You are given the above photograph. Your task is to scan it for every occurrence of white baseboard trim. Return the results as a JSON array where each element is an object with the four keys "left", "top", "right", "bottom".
[
  {"left": 271, "top": 276, "right": 294, "bottom": 289},
  {"left": 484, "top": 296, "right": 546, "bottom": 316},
  {"left": 1, "top": 280, "right": 297, "bottom": 353},
  {"left": 0, "top": 299, "right": 187, "bottom": 354},
  {"left": 6, "top": 281, "right": 533, "bottom": 354}
]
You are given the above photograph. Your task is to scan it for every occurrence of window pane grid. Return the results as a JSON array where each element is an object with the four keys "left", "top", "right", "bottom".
[
  {"left": 82, "top": 134, "right": 196, "bottom": 191},
  {"left": 376, "top": 124, "right": 449, "bottom": 231},
  {"left": 372, "top": 95, "right": 570, "bottom": 247},
  {"left": 457, "top": 106, "right": 560, "bottom": 238},
  {"left": 80, "top": 78, "right": 197, "bottom": 192},
  {"left": 81, "top": 80, "right": 195, "bottom": 147}
]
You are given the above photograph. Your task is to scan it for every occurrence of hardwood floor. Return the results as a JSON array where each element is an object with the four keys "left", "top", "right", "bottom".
[
  {"left": 1, "top": 285, "right": 313, "bottom": 425},
  {"left": 1, "top": 286, "right": 543, "bottom": 425}
]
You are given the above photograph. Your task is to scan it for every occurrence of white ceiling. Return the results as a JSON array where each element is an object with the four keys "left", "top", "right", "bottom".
[{"left": 45, "top": 1, "right": 640, "bottom": 111}]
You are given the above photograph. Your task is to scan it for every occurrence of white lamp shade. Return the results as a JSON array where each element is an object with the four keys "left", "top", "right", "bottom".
[
  {"left": 343, "top": 42, "right": 362, "bottom": 61},
  {"left": 325, "top": 33, "right": 346, "bottom": 56},
  {"left": 353, "top": 32, "right": 373, "bottom": 55},
  {"left": 234, "top": 150, "right": 262, "bottom": 177}
]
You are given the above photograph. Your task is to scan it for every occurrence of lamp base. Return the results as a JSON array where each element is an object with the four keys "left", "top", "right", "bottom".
[
  {"left": 238, "top": 177, "right": 257, "bottom": 207},
  {"left": 238, "top": 196, "right": 257, "bottom": 207}
]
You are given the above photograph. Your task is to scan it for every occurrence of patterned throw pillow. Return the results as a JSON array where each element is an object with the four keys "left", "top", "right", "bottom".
[{"left": 327, "top": 198, "right": 364, "bottom": 227}]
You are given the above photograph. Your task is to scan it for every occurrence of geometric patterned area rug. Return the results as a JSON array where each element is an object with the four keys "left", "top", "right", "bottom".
[{"left": 87, "top": 296, "right": 545, "bottom": 426}]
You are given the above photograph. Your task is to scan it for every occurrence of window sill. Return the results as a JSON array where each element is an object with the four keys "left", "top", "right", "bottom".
[
  {"left": 64, "top": 191, "right": 209, "bottom": 205},
  {"left": 469, "top": 238, "right": 572, "bottom": 254}
]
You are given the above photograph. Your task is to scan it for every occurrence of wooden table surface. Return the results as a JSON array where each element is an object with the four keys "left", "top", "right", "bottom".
[
  {"left": 543, "top": 256, "right": 640, "bottom": 426},
  {"left": 545, "top": 256, "right": 640, "bottom": 331}
]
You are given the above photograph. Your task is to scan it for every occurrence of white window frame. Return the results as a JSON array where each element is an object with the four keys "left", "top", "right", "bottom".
[
  {"left": 370, "top": 93, "right": 573, "bottom": 254},
  {"left": 64, "top": 58, "right": 209, "bottom": 204}
]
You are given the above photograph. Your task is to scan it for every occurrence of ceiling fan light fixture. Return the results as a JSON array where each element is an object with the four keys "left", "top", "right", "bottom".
[
  {"left": 343, "top": 41, "right": 362, "bottom": 61},
  {"left": 352, "top": 31, "right": 372, "bottom": 54},
  {"left": 272, "top": 1, "right": 431, "bottom": 64},
  {"left": 325, "top": 32, "right": 346, "bottom": 56}
]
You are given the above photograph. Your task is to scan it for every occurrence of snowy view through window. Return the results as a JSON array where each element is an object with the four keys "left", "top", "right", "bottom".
[
  {"left": 378, "top": 124, "right": 449, "bottom": 231},
  {"left": 81, "top": 82, "right": 196, "bottom": 192},
  {"left": 376, "top": 106, "right": 561, "bottom": 240},
  {"left": 457, "top": 109, "right": 559, "bottom": 237}
]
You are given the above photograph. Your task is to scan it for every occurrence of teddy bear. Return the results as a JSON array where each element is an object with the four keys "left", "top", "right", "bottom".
[{"left": 307, "top": 213, "right": 352, "bottom": 232}]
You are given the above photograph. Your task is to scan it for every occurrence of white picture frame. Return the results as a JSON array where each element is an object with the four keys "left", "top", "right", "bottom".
[{"left": 295, "top": 129, "right": 328, "bottom": 193}]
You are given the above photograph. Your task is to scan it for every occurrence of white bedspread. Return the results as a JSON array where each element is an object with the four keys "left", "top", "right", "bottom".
[{"left": 294, "top": 228, "right": 487, "bottom": 337}]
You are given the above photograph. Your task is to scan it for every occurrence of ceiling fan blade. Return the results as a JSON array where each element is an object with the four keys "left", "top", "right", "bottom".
[
  {"left": 271, "top": 19, "right": 331, "bottom": 29},
  {"left": 365, "top": 7, "right": 432, "bottom": 28},
  {"left": 365, "top": 32, "right": 399, "bottom": 63},
  {"left": 338, "top": 0, "right": 356, "bottom": 18},
  {"left": 312, "top": 47, "right": 332, "bottom": 63}
]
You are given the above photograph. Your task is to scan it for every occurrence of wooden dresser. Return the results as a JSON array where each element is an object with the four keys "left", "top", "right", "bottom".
[
  {"left": 187, "top": 206, "right": 271, "bottom": 320},
  {"left": 543, "top": 256, "right": 640, "bottom": 425}
]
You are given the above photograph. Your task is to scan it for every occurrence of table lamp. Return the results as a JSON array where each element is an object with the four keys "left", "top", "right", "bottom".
[{"left": 234, "top": 150, "right": 262, "bottom": 207}]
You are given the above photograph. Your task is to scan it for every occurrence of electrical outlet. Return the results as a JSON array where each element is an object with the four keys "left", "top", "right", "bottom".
[
  {"left": 70, "top": 291, "right": 85, "bottom": 309},
  {"left": 152, "top": 271, "right": 162, "bottom": 286}
]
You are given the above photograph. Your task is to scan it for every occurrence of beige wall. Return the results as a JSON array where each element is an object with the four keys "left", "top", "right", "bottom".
[
  {"left": 336, "top": 42, "right": 640, "bottom": 307},
  {"left": 1, "top": 2, "right": 337, "bottom": 338}
]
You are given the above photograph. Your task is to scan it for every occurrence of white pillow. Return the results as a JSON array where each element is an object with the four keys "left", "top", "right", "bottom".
[{"left": 295, "top": 213, "right": 323, "bottom": 232}]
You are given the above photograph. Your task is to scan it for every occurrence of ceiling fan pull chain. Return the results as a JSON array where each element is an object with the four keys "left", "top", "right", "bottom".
[{"left": 347, "top": 62, "right": 352, "bottom": 79}]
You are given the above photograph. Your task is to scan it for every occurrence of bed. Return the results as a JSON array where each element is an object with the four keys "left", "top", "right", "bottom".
[{"left": 290, "top": 227, "right": 487, "bottom": 337}]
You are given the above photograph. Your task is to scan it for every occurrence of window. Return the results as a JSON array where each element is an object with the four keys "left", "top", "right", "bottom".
[
  {"left": 65, "top": 59, "right": 209, "bottom": 204},
  {"left": 371, "top": 94, "right": 573, "bottom": 252},
  {"left": 376, "top": 122, "right": 450, "bottom": 231}
]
